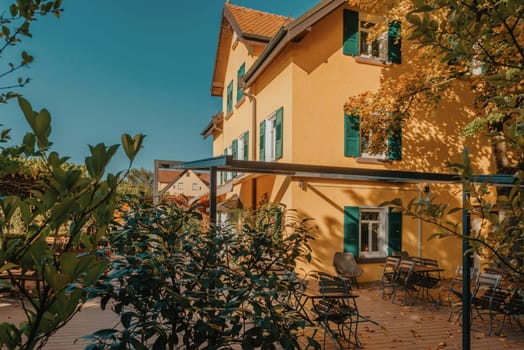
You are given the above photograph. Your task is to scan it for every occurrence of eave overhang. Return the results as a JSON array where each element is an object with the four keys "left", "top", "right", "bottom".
[
  {"left": 201, "top": 112, "right": 224, "bottom": 139},
  {"left": 244, "top": 0, "right": 347, "bottom": 87}
]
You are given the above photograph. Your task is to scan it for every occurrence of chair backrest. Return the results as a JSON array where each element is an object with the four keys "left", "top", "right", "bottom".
[
  {"left": 333, "top": 252, "right": 363, "bottom": 277},
  {"left": 317, "top": 272, "right": 351, "bottom": 295},
  {"left": 409, "top": 256, "right": 424, "bottom": 266},
  {"left": 423, "top": 258, "right": 439, "bottom": 267},
  {"left": 395, "top": 260, "right": 416, "bottom": 284},
  {"left": 472, "top": 272, "right": 502, "bottom": 308},
  {"left": 382, "top": 256, "right": 400, "bottom": 274}
]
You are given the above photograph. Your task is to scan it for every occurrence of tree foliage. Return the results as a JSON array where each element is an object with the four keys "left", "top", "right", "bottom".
[
  {"left": 345, "top": 0, "right": 523, "bottom": 172},
  {"left": 87, "top": 202, "right": 318, "bottom": 349},
  {"left": 118, "top": 167, "right": 154, "bottom": 197},
  {"left": 0, "top": 0, "right": 64, "bottom": 103},
  {"left": 0, "top": 97, "right": 145, "bottom": 350}
]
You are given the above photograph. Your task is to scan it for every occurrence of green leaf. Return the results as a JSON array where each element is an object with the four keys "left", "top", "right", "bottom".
[
  {"left": 121, "top": 133, "right": 145, "bottom": 162},
  {"left": 18, "top": 97, "right": 36, "bottom": 129},
  {"left": 2, "top": 26, "right": 10, "bottom": 38},
  {"left": 35, "top": 109, "right": 52, "bottom": 138},
  {"left": 9, "top": 4, "right": 18, "bottom": 17}
]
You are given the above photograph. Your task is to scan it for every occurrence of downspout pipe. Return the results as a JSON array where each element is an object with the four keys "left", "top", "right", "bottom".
[{"left": 242, "top": 88, "right": 257, "bottom": 209}]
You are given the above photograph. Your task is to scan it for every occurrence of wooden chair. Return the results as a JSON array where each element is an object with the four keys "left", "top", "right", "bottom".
[
  {"left": 447, "top": 266, "right": 478, "bottom": 322},
  {"left": 380, "top": 256, "right": 400, "bottom": 299},
  {"left": 391, "top": 260, "right": 417, "bottom": 305},
  {"left": 471, "top": 272, "right": 505, "bottom": 335}
]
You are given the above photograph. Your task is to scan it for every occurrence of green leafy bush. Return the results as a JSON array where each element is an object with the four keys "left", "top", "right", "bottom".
[{"left": 88, "top": 200, "right": 317, "bottom": 349}]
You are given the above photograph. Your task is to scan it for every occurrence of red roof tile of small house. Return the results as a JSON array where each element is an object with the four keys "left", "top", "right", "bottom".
[
  {"left": 158, "top": 170, "right": 183, "bottom": 183},
  {"left": 226, "top": 3, "right": 291, "bottom": 39}
]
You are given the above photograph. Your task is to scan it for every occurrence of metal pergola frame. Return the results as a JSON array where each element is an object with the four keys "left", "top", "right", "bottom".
[{"left": 165, "top": 155, "right": 516, "bottom": 350}]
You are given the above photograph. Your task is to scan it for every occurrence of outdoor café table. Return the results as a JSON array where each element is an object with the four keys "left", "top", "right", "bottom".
[{"left": 412, "top": 265, "right": 445, "bottom": 304}]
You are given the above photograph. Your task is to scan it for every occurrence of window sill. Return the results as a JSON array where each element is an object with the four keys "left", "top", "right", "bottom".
[
  {"left": 235, "top": 96, "right": 246, "bottom": 109},
  {"left": 356, "top": 257, "right": 387, "bottom": 264},
  {"left": 356, "top": 157, "right": 390, "bottom": 164},
  {"left": 355, "top": 56, "right": 391, "bottom": 67}
]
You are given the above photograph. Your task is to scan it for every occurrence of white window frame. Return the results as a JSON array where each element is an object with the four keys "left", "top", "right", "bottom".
[
  {"left": 359, "top": 207, "right": 388, "bottom": 258},
  {"left": 265, "top": 115, "right": 277, "bottom": 161},
  {"left": 192, "top": 183, "right": 200, "bottom": 191},
  {"left": 236, "top": 134, "right": 245, "bottom": 161},
  {"left": 359, "top": 14, "right": 387, "bottom": 61},
  {"left": 177, "top": 183, "right": 184, "bottom": 190}
]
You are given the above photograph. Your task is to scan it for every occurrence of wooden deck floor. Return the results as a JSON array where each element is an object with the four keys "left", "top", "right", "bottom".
[{"left": 1, "top": 283, "right": 523, "bottom": 349}]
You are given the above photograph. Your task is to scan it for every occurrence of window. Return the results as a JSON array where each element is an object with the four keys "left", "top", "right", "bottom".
[
  {"left": 359, "top": 16, "right": 387, "bottom": 61},
  {"left": 344, "top": 206, "right": 402, "bottom": 259},
  {"left": 259, "top": 107, "right": 283, "bottom": 161},
  {"left": 177, "top": 183, "right": 183, "bottom": 190},
  {"left": 192, "top": 183, "right": 200, "bottom": 191},
  {"left": 226, "top": 80, "right": 233, "bottom": 115},
  {"left": 237, "top": 63, "right": 245, "bottom": 102},
  {"left": 224, "top": 146, "right": 233, "bottom": 181},
  {"left": 228, "top": 131, "right": 249, "bottom": 179},
  {"left": 344, "top": 114, "right": 401, "bottom": 161},
  {"left": 343, "top": 9, "right": 401, "bottom": 64},
  {"left": 232, "top": 131, "right": 249, "bottom": 162}
]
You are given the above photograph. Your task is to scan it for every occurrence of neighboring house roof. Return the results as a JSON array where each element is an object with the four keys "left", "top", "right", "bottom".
[
  {"left": 197, "top": 172, "right": 210, "bottom": 186},
  {"left": 243, "top": 0, "right": 347, "bottom": 86},
  {"left": 211, "top": 3, "right": 291, "bottom": 96},
  {"left": 158, "top": 170, "right": 183, "bottom": 183}
]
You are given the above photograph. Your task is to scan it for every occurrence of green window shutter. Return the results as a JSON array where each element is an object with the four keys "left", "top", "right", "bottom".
[
  {"left": 275, "top": 107, "right": 283, "bottom": 159},
  {"left": 243, "top": 131, "right": 249, "bottom": 160},
  {"left": 388, "top": 21, "right": 401, "bottom": 64},
  {"left": 388, "top": 208, "right": 402, "bottom": 256},
  {"left": 232, "top": 139, "right": 238, "bottom": 160},
  {"left": 344, "top": 114, "right": 360, "bottom": 157},
  {"left": 344, "top": 206, "right": 360, "bottom": 257},
  {"left": 232, "top": 140, "right": 238, "bottom": 177},
  {"left": 343, "top": 10, "right": 359, "bottom": 56},
  {"left": 259, "top": 120, "right": 266, "bottom": 161},
  {"left": 226, "top": 81, "right": 233, "bottom": 114},
  {"left": 221, "top": 148, "right": 227, "bottom": 183},
  {"left": 236, "top": 63, "right": 245, "bottom": 102},
  {"left": 388, "top": 127, "right": 402, "bottom": 161}
]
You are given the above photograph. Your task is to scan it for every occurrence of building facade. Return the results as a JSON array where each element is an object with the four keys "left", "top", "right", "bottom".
[{"left": 202, "top": 1, "right": 494, "bottom": 280}]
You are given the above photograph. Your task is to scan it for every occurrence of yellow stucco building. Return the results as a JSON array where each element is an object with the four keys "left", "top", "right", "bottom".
[{"left": 201, "top": 0, "right": 494, "bottom": 280}]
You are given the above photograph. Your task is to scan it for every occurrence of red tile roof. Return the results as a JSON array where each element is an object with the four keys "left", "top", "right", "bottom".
[
  {"left": 226, "top": 3, "right": 291, "bottom": 39},
  {"left": 158, "top": 170, "right": 182, "bottom": 183}
]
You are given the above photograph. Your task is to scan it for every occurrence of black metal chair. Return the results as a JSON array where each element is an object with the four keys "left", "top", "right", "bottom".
[
  {"left": 413, "top": 258, "right": 442, "bottom": 303},
  {"left": 311, "top": 273, "right": 360, "bottom": 349},
  {"left": 497, "top": 288, "right": 524, "bottom": 335},
  {"left": 333, "top": 252, "right": 363, "bottom": 289}
]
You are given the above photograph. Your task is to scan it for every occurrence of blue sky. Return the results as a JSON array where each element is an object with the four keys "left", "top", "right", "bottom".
[{"left": 2, "top": 0, "right": 318, "bottom": 173}]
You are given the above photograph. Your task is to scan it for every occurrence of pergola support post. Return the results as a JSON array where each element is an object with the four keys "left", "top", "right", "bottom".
[
  {"left": 462, "top": 184, "right": 472, "bottom": 350},
  {"left": 209, "top": 166, "right": 217, "bottom": 227}
]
